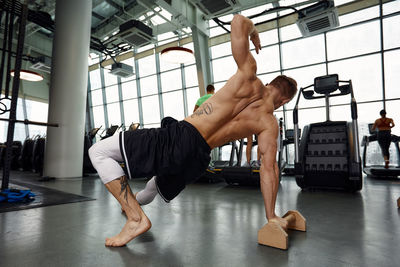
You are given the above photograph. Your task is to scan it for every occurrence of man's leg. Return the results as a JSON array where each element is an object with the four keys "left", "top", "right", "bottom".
[
  {"left": 89, "top": 134, "right": 151, "bottom": 246},
  {"left": 104, "top": 176, "right": 151, "bottom": 246}
]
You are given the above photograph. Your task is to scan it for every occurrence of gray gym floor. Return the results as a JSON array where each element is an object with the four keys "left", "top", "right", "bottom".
[{"left": 1, "top": 172, "right": 399, "bottom": 267}]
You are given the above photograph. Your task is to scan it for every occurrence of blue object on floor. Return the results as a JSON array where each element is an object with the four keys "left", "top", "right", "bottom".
[{"left": 0, "top": 189, "right": 35, "bottom": 203}]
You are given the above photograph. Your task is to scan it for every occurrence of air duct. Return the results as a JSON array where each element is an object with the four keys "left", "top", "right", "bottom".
[{"left": 296, "top": 0, "right": 339, "bottom": 37}]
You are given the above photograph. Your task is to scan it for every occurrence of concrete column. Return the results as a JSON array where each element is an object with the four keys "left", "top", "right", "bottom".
[
  {"left": 43, "top": 0, "right": 92, "bottom": 178},
  {"left": 191, "top": 26, "right": 212, "bottom": 96}
]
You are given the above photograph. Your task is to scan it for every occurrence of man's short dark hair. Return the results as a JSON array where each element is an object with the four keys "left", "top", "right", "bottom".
[
  {"left": 206, "top": 84, "right": 215, "bottom": 93},
  {"left": 269, "top": 75, "right": 297, "bottom": 100},
  {"left": 380, "top": 109, "right": 386, "bottom": 116}
]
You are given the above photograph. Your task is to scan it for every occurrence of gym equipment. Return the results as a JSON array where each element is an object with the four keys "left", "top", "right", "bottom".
[
  {"left": 222, "top": 138, "right": 260, "bottom": 186},
  {"left": 83, "top": 127, "right": 101, "bottom": 175},
  {"left": 100, "top": 125, "right": 120, "bottom": 140},
  {"left": 222, "top": 130, "right": 285, "bottom": 186},
  {"left": 19, "top": 138, "right": 34, "bottom": 171},
  {"left": 293, "top": 74, "right": 362, "bottom": 191},
  {"left": 282, "top": 129, "right": 301, "bottom": 175},
  {"left": 1, "top": 2, "right": 58, "bottom": 191},
  {"left": 361, "top": 124, "right": 400, "bottom": 177},
  {"left": 397, "top": 197, "right": 400, "bottom": 208},
  {"left": 258, "top": 210, "right": 306, "bottom": 250},
  {"left": 31, "top": 136, "right": 46, "bottom": 175}
]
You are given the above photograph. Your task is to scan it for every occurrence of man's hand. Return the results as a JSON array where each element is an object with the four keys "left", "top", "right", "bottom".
[{"left": 250, "top": 30, "right": 261, "bottom": 54}]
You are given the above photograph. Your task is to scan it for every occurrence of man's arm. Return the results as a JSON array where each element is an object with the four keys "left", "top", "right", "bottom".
[
  {"left": 257, "top": 123, "right": 280, "bottom": 221},
  {"left": 230, "top": 14, "right": 261, "bottom": 75}
]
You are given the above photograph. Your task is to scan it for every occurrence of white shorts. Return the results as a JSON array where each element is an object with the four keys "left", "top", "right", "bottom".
[{"left": 88, "top": 133, "right": 125, "bottom": 184}]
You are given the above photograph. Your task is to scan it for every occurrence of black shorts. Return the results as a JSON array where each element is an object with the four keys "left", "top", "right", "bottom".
[{"left": 119, "top": 117, "right": 211, "bottom": 202}]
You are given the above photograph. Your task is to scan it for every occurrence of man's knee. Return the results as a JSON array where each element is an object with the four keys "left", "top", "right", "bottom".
[{"left": 88, "top": 142, "right": 102, "bottom": 165}]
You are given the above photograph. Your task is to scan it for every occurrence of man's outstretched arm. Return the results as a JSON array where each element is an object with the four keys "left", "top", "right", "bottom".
[
  {"left": 258, "top": 127, "right": 279, "bottom": 220},
  {"left": 230, "top": 14, "right": 261, "bottom": 74}
]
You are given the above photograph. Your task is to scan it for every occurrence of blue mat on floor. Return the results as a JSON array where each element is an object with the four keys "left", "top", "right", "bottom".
[{"left": 0, "top": 181, "right": 95, "bottom": 213}]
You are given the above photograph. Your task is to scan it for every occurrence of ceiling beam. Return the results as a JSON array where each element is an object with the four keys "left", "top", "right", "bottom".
[{"left": 92, "top": 11, "right": 105, "bottom": 21}]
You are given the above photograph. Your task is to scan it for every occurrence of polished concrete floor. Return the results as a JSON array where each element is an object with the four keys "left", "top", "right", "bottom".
[{"left": 1, "top": 171, "right": 400, "bottom": 267}]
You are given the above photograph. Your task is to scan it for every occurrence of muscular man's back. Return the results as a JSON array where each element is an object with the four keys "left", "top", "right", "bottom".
[{"left": 185, "top": 71, "right": 276, "bottom": 149}]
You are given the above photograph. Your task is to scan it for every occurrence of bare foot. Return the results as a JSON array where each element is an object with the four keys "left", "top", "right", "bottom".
[{"left": 105, "top": 215, "right": 151, "bottom": 247}]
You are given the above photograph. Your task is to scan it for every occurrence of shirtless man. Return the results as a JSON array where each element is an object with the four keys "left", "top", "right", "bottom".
[{"left": 89, "top": 14, "right": 297, "bottom": 247}]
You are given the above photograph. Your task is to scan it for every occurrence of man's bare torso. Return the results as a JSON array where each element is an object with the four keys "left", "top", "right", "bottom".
[{"left": 185, "top": 71, "right": 277, "bottom": 149}]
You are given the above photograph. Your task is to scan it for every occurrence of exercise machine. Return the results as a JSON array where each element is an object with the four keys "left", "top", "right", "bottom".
[
  {"left": 293, "top": 74, "right": 362, "bottom": 191},
  {"left": 83, "top": 127, "right": 102, "bottom": 175},
  {"left": 361, "top": 124, "right": 400, "bottom": 177},
  {"left": 222, "top": 138, "right": 261, "bottom": 186},
  {"left": 282, "top": 129, "right": 301, "bottom": 175},
  {"left": 222, "top": 129, "right": 285, "bottom": 186}
]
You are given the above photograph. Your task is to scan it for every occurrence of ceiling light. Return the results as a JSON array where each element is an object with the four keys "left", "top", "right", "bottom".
[
  {"left": 161, "top": 47, "right": 194, "bottom": 64},
  {"left": 10, "top": 69, "right": 43, "bottom": 82}
]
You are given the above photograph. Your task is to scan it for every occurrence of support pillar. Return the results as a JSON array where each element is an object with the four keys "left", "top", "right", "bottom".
[
  {"left": 191, "top": 26, "right": 212, "bottom": 96},
  {"left": 43, "top": 0, "right": 92, "bottom": 178}
]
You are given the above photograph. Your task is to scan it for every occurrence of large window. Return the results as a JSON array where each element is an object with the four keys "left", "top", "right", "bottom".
[
  {"left": 103, "top": 70, "right": 118, "bottom": 86},
  {"left": 254, "top": 45, "right": 280, "bottom": 74},
  {"left": 383, "top": 15, "right": 400, "bottom": 50},
  {"left": 138, "top": 54, "right": 156, "bottom": 76},
  {"left": 328, "top": 54, "right": 383, "bottom": 103},
  {"left": 327, "top": 21, "right": 381, "bottom": 60},
  {"left": 90, "top": 89, "right": 103, "bottom": 106},
  {"left": 105, "top": 85, "right": 119, "bottom": 103},
  {"left": 281, "top": 35, "right": 325, "bottom": 69},
  {"left": 89, "top": 69, "right": 101, "bottom": 90},
  {"left": 121, "top": 80, "right": 137, "bottom": 100},
  {"left": 161, "top": 69, "right": 182, "bottom": 92},
  {"left": 140, "top": 75, "right": 158, "bottom": 96},
  {"left": 123, "top": 99, "right": 140, "bottom": 126},
  {"left": 141, "top": 95, "right": 160, "bottom": 125},
  {"left": 384, "top": 50, "right": 400, "bottom": 99},
  {"left": 107, "top": 102, "right": 121, "bottom": 126},
  {"left": 185, "top": 65, "right": 198, "bottom": 88},
  {"left": 25, "top": 99, "right": 48, "bottom": 137},
  {"left": 87, "top": 1, "right": 400, "bottom": 170},
  {"left": 162, "top": 90, "right": 185, "bottom": 120},
  {"left": 212, "top": 56, "right": 236, "bottom": 82},
  {"left": 186, "top": 87, "right": 200, "bottom": 114},
  {"left": 92, "top": 105, "right": 105, "bottom": 128}
]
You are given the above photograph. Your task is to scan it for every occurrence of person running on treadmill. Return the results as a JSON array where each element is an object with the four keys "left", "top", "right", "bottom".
[
  {"left": 371, "top": 109, "right": 395, "bottom": 168},
  {"left": 193, "top": 84, "right": 215, "bottom": 112},
  {"left": 89, "top": 14, "right": 297, "bottom": 247}
]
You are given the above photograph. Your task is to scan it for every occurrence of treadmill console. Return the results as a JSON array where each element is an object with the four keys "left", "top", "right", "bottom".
[{"left": 314, "top": 74, "right": 339, "bottom": 94}]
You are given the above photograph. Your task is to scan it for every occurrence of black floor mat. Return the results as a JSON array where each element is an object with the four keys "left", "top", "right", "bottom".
[{"left": 0, "top": 181, "right": 95, "bottom": 213}]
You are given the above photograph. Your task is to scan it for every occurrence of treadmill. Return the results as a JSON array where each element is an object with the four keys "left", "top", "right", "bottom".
[
  {"left": 282, "top": 129, "right": 301, "bottom": 175},
  {"left": 197, "top": 142, "right": 234, "bottom": 183},
  {"left": 222, "top": 138, "right": 262, "bottom": 186},
  {"left": 222, "top": 131, "right": 285, "bottom": 186},
  {"left": 361, "top": 123, "right": 400, "bottom": 177},
  {"left": 293, "top": 74, "right": 362, "bottom": 191}
]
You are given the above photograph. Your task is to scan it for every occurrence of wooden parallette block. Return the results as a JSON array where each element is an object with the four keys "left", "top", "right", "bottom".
[
  {"left": 258, "top": 210, "right": 306, "bottom": 250},
  {"left": 397, "top": 197, "right": 400, "bottom": 208}
]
